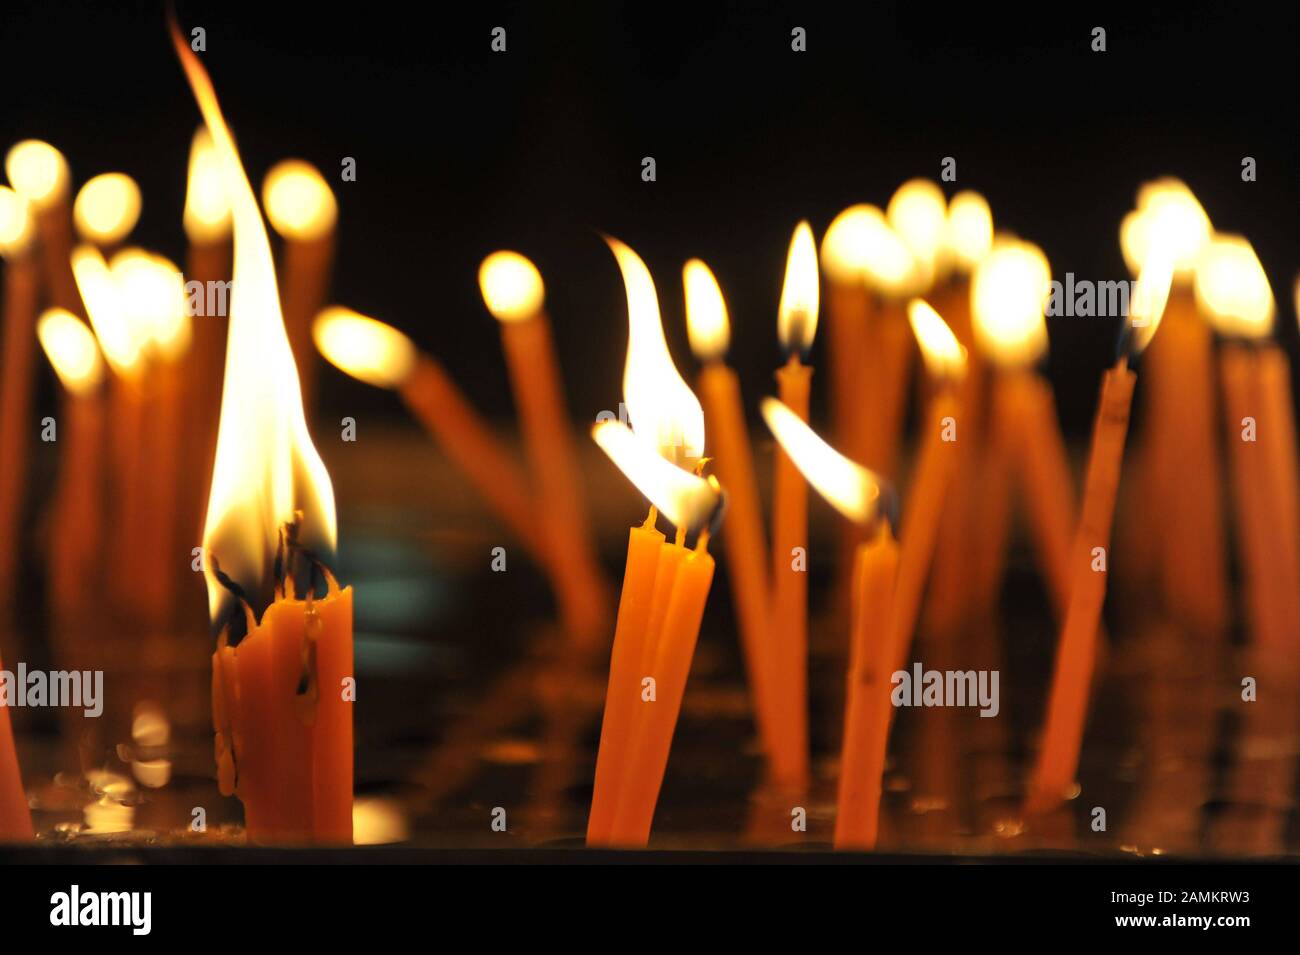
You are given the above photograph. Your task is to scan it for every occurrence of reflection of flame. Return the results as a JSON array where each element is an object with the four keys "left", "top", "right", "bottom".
[
  {"left": 313, "top": 307, "right": 417, "bottom": 389},
  {"left": 907, "top": 299, "right": 967, "bottom": 380},
  {"left": 778, "top": 221, "right": 819, "bottom": 354},
  {"left": 37, "top": 308, "right": 103, "bottom": 396},
  {"left": 682, "top": 258, "right": 729, "bottom": 361},
  {"left": 479, "top": 251, "right": 544, "bottom": 322},
  {"left": 971, "top": 238, "right": 1051, "bottom": 367},
  {"left": 607, "top": 237, "right": 704, "bottom": 465},
  {"left": 1194, "top": 233, "right": 1274, "bottom": 339},
  {"left": 170, "top": 21, "right": 336, "bottom": 622},
  {"left": 592, "top": 420, "right": 719, "bottom": 532},
  {"left": 761, "top": 398, "right": 882, "bottom": 525}
]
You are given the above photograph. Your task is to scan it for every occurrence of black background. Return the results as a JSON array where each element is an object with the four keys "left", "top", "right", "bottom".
[{"left": 1, "top": 0, "right": 1297, "bottom": 434}]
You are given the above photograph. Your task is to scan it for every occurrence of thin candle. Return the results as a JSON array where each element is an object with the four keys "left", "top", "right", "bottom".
[{"left": 5, "top": 140, "right": 79, "bottom": 314}]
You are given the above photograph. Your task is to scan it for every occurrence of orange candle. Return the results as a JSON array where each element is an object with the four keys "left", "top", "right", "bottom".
[
  {"left": 173, "top": 16, "right": 354, "bottom": 843},
  {"left": 769, "top": 220, "right": 819, "bottom": 793},
  {"left": 760, "top": 398, "right": 896, "bottom": 849},
  {"left": 480, "top": 250, "right": 610, "bottom": 648},
  {"left": 0, "top": 651, "right": 32, "bottom": 841},
  {"left": 5, "top": 140, "right": 78, "bottom": 315},
  {"left": 0, "top": 187, "right": 38, "bottom": 619},
  {"left": 263, "top": 159, "right": 337, "bottom": 413}
]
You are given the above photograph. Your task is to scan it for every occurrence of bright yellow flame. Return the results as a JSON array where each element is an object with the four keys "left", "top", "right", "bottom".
[
  {"left": 0, "top": 186, "right": 33, "bottom": 257},
  {"left": 110, "top": 249, "right": 191, "bottom": 362},
  {"left": 887, "top": 178, "right": 947, "bottom": 272},
  {"left": 908, "top": 299, "right": 967, "bottom": 380},
  {"left": 478, "top": 250, "right": 545, "bottom": 322},
  {"left": 73, "top": 173, "right": 141, "bottom": 245},
  {"left": 682, "top": 258, "right": 729, "bottom": 361},
  {"left": 262, "top": 159, "right": 338, "bottom": 242},
  {"left": 313, "top": 307, "right": 417, "bottom": 389},
  {"left": 971, "top": 238, "right": 1051, "bottom": 366},
  {"left": 945, "top": 190, "right": 993, "bottom": 270},
  {"left": 761, "top": 398, "right": 882, "bottom": 525},
  {"left": 1121, "top": 179, "right": 1211, "bottom": 279},
  {"left": 1127, "top": 247, "right": 1174, "bottom": 355},
  {"left": 4, "top": 140, "right": 69, "bottom": 210},
  {"left": 778, "top": 220, "right": 819, "bottom": 353},
  {"left": 172, "top": 21, "right": 337, "bottom": 621},
  {"left": 184, "top": 128, "right": 232, "bottom": 242},
  {"left": 607, "top": 237, "right": 705, "bottom": 465},
  {"left": 72, "top": 244, "right": 142, "bottom": 377},
  {"left": 37, "top": 308, "right": 103, "bottom": 396},
  {"left": 819, "top": 204, "right": 923, "bottom": 296},
  {"left": 1193, "top": 234, "right": 1274, "bottom": 339},
  {"left": 592, "top": 420, "right": 719, "bottom": 532}
]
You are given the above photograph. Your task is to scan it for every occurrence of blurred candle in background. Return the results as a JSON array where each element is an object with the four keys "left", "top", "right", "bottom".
[
  {"left": 73, "top": 172, "right": 142, "bottom": 255},
  {"left": 5, "top": 140, "right": 78, "bottom": 314}
]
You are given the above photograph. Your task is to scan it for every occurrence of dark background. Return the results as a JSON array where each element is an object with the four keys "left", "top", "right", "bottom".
[{"left": 2, "top": 0, "right": 1297, "bottom": 434}]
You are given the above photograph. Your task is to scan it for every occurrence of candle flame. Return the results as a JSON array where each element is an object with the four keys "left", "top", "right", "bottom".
[
  {"left": 73, "top": 173, "right": 141, "bottom": 246},
  {"left": 944, "top": 190, "right": 993, "bottom": 271},
  {"left": 778, "top": 220, "right": 819, "bottom": 355},
  {"left": 478, "top": 250, "right": 545, "bottom": 322},
  {"left": 682, "top": 258, "right": 729, "bottom": 361},
  {"left": 37, "top": 308, "right": 103, "bottom": 396},
  {"left": 1193, "top": 233, "right": 1274, "bottom": 339},
  {"left": 761, "top": 397, "right": 883, "bottom": 526},
  {"left": 1121, "top": 179, "right": 1211, "bottom": 280},
  {"left": 184, "top": 128, "right": 232, "bottom": 243},
  {"left": 819, "top": 204, "right": 921, "bottom": 296},
  {"left": 72, "top": 244, "right": 142, "bottom": 377},
  {"left": 262, "top": 159, "right": 337, "bottom": 242},
  {"left": 971, "top": 238, "right": 1051, "bottom": 367},
  {"left": 607, "top": 236, "right": 705, "bottom": 465},
  {"left": 170, "top": 19, "right": 337, "bottom": 623},
  {"left": 4, "top": 140, "right": 69, "bottom": 210},
  {"left": 887, "top": 178, "right": 947, "bottom": 274},
  {"left": 907, "top": 299, "right": 967, "bottom": 380},
  {"left": 0, "top": 186, "right": 33, "bottom": 257},
  {"left": 313, "top": 306, "right": 417, "bottom": 389},
  {"left": 1126, "top": 247, "right": 1174, "bottom": 355},
  {"left": 110, "top": 248, "right": 191, "bottom": 362},
  {"left": 592, "top": 420, "right": 720, "bottom": 533}
]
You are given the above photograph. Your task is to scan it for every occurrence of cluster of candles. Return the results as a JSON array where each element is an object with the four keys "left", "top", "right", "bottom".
[{"left": 1, "top": 19, "right": 1297, "bottom": 850}]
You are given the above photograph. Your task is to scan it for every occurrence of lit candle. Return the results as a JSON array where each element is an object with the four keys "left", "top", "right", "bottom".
[
  {"left": 1026, "top": 250, "right": 1173, "bottom": 813},
  {"left": 313, "top": 307, "right": 551, "bottom": 577},
  {"left": 760, "top": 398, "right": 897, "bottom": 850},
  {"left": 0, "top": 648, "right": 31, "bottom": 840},
  {"left": 0, "top": 187, "right": 37, "bottom": 620},
  {"left": 681, "top": 258, "right": 779, "bottom": 778},
  {"left": 5, "top": 140, "right": 78, "bottom": 314},
  {"left": 770, "top": 220, "right": 819, "bottom": 793},
  {"left": 263, "top": 159, "right": 337, "bottom": 412},
  {"left": 1196, "top": 234, "right": 1298, "bottom": 649},
  {"left": 1120, "top": 181, "right": 1226, "bottom": 637},
  {"left": 72, "top": 172, "right": 141, "bottom": 254},
  {"left": 173, "top": 19, "right": 353, "bottom": 843},
  {"left": 479, "top": 250, "right": 610, "bottom": 647}
]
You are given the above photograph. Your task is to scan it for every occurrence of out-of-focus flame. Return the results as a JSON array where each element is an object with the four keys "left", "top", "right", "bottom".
[
  {"left": 111, "top": 249, "right": 190, "bottom": 362},
  {"left": 819, "top": 204, "right": 922, "bottom": 296},
  {"left": 761, "top": 398, "right": 883, "bottom": 526},
  {"left": 478, "top": 250, "right": 544, "bottom": 322},
  {"left": 887, "top": 178, "right": 947, "bottom": 273},
  {"left": 37, "top": 308, "right": 103, "bottom": 396},
  {"left": 908, "top": 299, "right": 967, "bottom": 380},
  {"left": 944, "top": 190, "right": 993, "bottom": 271},
  {"left": 73, "top": 173, "right": 141, "bottom": 246},
  {"left": 262, "top": 159, "right": 337, "bottom": 242},
  {"left": 184, "top": 128, "right": 232, "bottom": 243},
  {"left": 72, "top": 244, "right": 142, "bottom": 378},
  {"left": 170, "top": 20, "right": 336, "bottom": 622},
  {"left": 1127, "top": 247, "right": 1174, "bottom": 355},
  {"left": 607, "top": 236, "right": 705, "bottom": 465},
  {"left": 592, "top": 420, "right": 719, "bottom": 532},
  {"left": 1120, "top": 179, "right": 1211, "bottom": 279},
  {"left": 1193, "top": 234, "right": 1274, "bottom": 340},
  {"left": 778, "top": 220, "right": 819, "bottom": 354},
  {"left": 971, "top": 238, "right": 1051, "bottom": 367},
  {"left": 4, "top": 140, "right": 69, "bottom": 210},
  {"left": 683, "top": 258, "right": 729, "bottom": 362},
  {"left": 0, "top": 186, "right": 33, "bottom": 257},
  {"left": 313, "top": 307, "right": 417, "bottom": 389}
]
